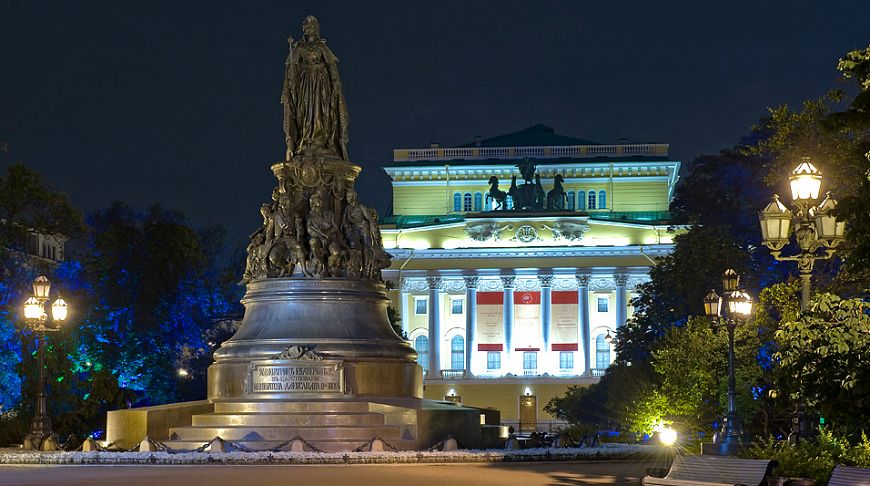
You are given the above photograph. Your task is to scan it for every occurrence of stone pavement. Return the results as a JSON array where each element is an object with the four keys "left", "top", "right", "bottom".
[{"left": 0, "top": 460, "right": 665, "bottom": 485}]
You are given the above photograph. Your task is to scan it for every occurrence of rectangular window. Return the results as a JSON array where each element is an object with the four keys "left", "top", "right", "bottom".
[
  {"left": 451, "top": 298, "right": 463, "bottom": 315},
  {"left": 414, "top": 297, "right": 428, "bottom": 315},
  {"left": 522, "top": 352, "right": 537, "bottom": 370},
  {"left": 597, "top": 296, "right": 609, "bottom": 313},
  {"left": 559, "top": 351, "right": 574, "bottom": 369},
  {"left": 486, "top": 351, "right": 501, "bottom": 370}
]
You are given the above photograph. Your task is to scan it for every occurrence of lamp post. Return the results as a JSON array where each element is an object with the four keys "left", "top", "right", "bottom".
[
  {"left": 758, "top": 158, "right": 845, "bottom": 311},
  {"left": 703, "top": 269, "right": 753, "bottom": 456},
  {"left": 21, "top": 275, "right": 69, "bottom": 451}
]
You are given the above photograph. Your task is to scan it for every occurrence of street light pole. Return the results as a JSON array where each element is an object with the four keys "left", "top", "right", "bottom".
[
  {"left": 22, "top": 275, "right": 68, "bottom": 451},
  {"left": 703, "top": 270, "right": 753, "bottom": 456},
  {"left": 757, "top": 158, "right": 845, "bottom": 442}
]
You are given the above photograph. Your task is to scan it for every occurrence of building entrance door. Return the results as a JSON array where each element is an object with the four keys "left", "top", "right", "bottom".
[{"left": 519, "top": 395, "right": 537, "bottom": 432}]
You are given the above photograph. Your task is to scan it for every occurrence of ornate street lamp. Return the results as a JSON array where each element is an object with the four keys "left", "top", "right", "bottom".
[
  {"left": 758, "top": 158, "right": 845, "bottom": 311},
  {"left": 21, "top": 275, "right": 69, "bottom": 451},
  {"left": 703, "top": 269, "right": 753, "bottom": 456}
]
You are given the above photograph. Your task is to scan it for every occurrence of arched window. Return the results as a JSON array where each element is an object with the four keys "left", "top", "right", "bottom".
[
  {"left": 473, "top": 192, "right": 483, "bottom": 212},
  {"left": 450, "top": 335, "right": 465, "bottom": 370},
  {"left": 599, "top": 190, "right": 607, "bottom": 209},
  {"left": 577, "top": 190, "right": 586, "bottom": 210},
  {"left": 566, "top": 191, "right": 575, "bottom": 210},
  {"left": 506, "top": 195, "right": 514, "bottom": 210},
  {"left": 414, "top": 335, "right": 429, "bottom": 370},
  {"left": 453, "top": 193, "right": 462, "bottom": 212},
  {"left": 595, "top": 334, "right": 610, "bottom": 370},
  {"left": 463, "top": 193, "right": 473, "bottom": 211},
  {"left": 587, "top": 190, "right": 597, "bottom": 210}
]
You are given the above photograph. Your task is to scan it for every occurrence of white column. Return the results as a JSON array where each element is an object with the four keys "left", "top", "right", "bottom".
[
  {"left": 538, "top": 275, "right": 553, "bottom": 352},
  {"left": 399, "top": 280, "right": 410, "bottom": 337},
  {"left": 614, "top": 273, "right": 629, "bottom": 329},
  {"left": 426, "top": 276, "right": 442, "bottom": 379},
  {"left": 577, "top": 274, "right": 591, "bottom": 375},
  {"left": 501, "top": 275, "right": 515, "bottom": 372},
  {"left": 463, "top": 276, "right": 478, "bottom": 376}
]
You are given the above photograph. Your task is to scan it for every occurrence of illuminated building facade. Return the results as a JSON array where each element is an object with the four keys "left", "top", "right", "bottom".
[{"left": 379, "top": 124, "right": 683, "bottom": 430}]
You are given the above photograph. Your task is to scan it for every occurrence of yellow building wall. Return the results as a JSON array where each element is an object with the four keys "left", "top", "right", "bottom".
[
  {"left": 392, "top": 179, "right": 671, "bottom": 216},
  {"left": 424, "top": 382, "right": 590, "bottom": 424},
  {"left": 392, "top": 186, "right": 450, "bottom": 216}
]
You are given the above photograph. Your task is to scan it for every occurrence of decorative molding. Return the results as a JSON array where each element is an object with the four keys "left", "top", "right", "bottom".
[
  {"left": 464, "top": 222, "right": 513, "bottom": 242},
  {"left": 538, "top": 275, "right": 555, "bottom": 288},
  {"left": 576, "top": 274, "right": 591, "bottom": 287},
  {"left": 516, "top": 278, "right": 540, "bottom": 291},
  {"left": 511, "top": 225, "right": 542, "bottom": 243},
  {"left": 540, "top": 221, "right": 590, "bottom": 241},
  {"left": 444, "top": 279, "right": 466, "bottom": 292},
  {"left": 482, "top": 279, "right": 504, "bottom": 292},
  {"left": 553, "top": 278, "right": 577, "bottom": 291},
  {"left": 463, "top": 276, "right": 480, "bottom": 289},
  {"left": 629, "top": 276, "right": 648, "bottom": 290},
  {"left": 386, "top": 244, "right": 676, "bottom": 261},
  {"left": 500, "top": 276, "right": 516, "bottom": 288},
  {"left": 613, "top": 273, "right": 630, "bottom": 287},
  {"left": 589, "top": 277, "right": 614, "bottom": 291},
  {"left": 426, "top": 276, "right": 443, "bottom": 290}
]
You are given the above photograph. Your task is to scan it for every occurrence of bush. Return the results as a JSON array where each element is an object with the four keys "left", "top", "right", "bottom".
[{"left": 744, "top": 429, "right": 870, "bottom": 484}]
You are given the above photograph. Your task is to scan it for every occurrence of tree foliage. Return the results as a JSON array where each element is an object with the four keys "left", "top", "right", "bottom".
[{"left": 774, "top": 293, "right": 870, "bottom": 433}]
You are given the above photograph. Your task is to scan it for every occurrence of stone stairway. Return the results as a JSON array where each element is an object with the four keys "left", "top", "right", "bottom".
[{"left": 165, "top": 399, "right": 417, "bottom": 452}]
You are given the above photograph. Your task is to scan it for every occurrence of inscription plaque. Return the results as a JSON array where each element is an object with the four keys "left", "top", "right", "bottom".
[{"left": 247, "top": 360, "right": 345, "bottom": 396}]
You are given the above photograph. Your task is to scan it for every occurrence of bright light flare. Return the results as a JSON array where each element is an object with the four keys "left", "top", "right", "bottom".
[
  {"left": 177, "top": 369, "right": 189, "bottom": 377},
  {"left": 658, "top": 427, "right": 678, "bottom": 446}
]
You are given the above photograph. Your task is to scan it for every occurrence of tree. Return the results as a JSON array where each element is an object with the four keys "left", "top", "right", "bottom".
[{"left": 774, "top": 293, "right": 870, "bottom": 435}]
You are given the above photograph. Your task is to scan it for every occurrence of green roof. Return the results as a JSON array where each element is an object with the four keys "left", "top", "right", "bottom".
[{"left": 458, "top": 124, "right": 600, "bottom": 148}]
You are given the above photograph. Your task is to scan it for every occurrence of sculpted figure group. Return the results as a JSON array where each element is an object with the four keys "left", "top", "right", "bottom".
[
  {"left": 486, "top": 160, "right": 568, "bottom": 212},
  {"left": 243, "top": 179, "right": 391, "bottom": 283}
]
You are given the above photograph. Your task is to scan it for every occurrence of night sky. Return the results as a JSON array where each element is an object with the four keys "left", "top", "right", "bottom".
[{"left": 2, "top": 1, "right": 869, "bottom": 240}]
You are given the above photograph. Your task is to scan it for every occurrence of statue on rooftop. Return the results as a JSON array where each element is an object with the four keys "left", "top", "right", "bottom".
[{"left": 281, "top": 15, "right": 350, "bottom": 161}]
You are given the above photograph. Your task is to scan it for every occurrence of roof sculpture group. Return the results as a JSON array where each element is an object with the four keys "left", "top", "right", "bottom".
[
  {"left": 243, "top": 16, "right": 390, "bottom": 283},
  {"left": 486, "top": 160, "right": 569, "bottom": 212}
]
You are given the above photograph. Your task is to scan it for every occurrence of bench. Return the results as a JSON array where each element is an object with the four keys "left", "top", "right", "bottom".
[
  {"left": 829, "top": 465, "right": 870, "bottom": 486},
  {"left": 642, "top": 454, "right": 776, "bottom": 486}
]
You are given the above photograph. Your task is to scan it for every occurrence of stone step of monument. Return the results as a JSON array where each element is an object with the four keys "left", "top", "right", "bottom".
[
  {"left": 163, "top": 438, "right": 418, "bottom": 453},
  {"left": 191, "top": 411, "right": 385, "bottom": 427},
  {"left": 213, "top": 400, "right": 373, "bottom": 414},
  {"left": 168, "top": 425, "right": 403, "bottom": 442}
]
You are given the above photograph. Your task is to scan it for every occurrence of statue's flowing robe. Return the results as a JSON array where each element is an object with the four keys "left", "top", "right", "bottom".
[{"left": 282, "top": 39, "right": 349, "bottom": 160}]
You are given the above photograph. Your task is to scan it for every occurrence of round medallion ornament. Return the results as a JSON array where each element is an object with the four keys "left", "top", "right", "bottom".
[
  {"left": 516, "top": 225, "right": 538, "bottom": 243},
  {"left": 300, "top": 165, "right": 320, "bottom": 187}
]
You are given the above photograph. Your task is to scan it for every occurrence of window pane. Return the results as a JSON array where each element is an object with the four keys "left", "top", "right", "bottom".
[
  {"left": 415, "top": 298, "right": 427, "bottom": 315},
  {"left": 567, "top": 191, "right": 575, "bottom": 210},
  {"left": 415, "top": 335, "right": 429, "bottom": 370},
  {"left": 578, "top": 190, "right": 586, "bottom": 210},
  {"left": 588, "top": 191, "right": 596, "bottom": 210},
  {"left": 595, "top": 334, "right": 609, "bottom": 369},
  {"left": 506, "top": 195, "right": 513, "bottom": 210},
  {"left": 487, "top": 351, "right": 501, "bottom": 370},
  {"left": 599, "top": 190, "right": 606, "bottom": 209},
  {"left": 463, "top": 193, "right": 472, "bottom": 211},
  {"left": 523, "top": 352, "right": 537, "bottom": 370},
  {"left": 453, "top": 193, "right": 461, "bottom": 212},
  {"left": 451, "top": 299, "right": 463, "bottom": 314},
  {"left": 451, "top": 335, "right": 464, "bottom": 369},
  {"left": 597, "top": 297, "right": 608, "bottom": 312},
  {"left": 474, "top": 192, "right": 483, "bottom": 211},
  {"left": 559, "top": 351, "right": 573, "bottom": 369}
]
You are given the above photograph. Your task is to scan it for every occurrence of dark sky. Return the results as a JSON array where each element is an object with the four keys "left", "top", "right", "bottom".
[{"left": 2, "top": 1, "right": 869, "bottom": 239}]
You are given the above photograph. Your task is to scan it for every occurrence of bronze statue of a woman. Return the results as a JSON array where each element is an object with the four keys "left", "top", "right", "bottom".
[{"left": 281, "top": 16, "right": 350, "bottom": 161}]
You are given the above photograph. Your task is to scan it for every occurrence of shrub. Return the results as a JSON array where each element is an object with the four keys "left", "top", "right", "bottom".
[{"left": 745, "top": 429, "right": 870, "bottom": 484}]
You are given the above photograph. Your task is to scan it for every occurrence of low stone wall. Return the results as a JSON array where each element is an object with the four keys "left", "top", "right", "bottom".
[{"left": 106, "top": 400, "right": 214, "bottom": 449}]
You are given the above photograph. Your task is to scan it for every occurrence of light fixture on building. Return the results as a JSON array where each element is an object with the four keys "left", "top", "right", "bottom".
[
  {"left": 448, "top": 388, "right": 456, "bottom": 397},
  {"left": 603, "top": 330, "right": 613, "bottom": 345},
  {"left": 524, "top": 387, "right": 532, "bottom": 397}
]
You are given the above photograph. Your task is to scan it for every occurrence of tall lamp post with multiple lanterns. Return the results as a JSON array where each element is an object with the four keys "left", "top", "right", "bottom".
[
  {"left": 757, "top": 157, "right": 845, "bottom": 442},
  {"left": 703, "top": 269, "right": 754, "bottom": 456},
  {"left": 758, "top": 158, "right": 846, "bottom": 311},
  {"left": 21, "top": 275, "right": 69, "bottom": 451}
]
